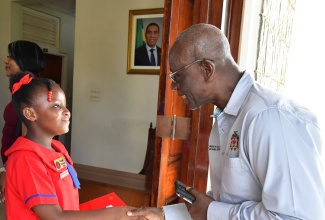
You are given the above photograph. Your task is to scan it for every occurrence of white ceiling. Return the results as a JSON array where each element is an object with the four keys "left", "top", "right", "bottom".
[{"left": 12, "top": 0, "right": 76, "bottom": 16}]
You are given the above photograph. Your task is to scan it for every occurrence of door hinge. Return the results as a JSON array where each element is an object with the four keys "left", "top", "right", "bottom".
[{"left": 156, "top": 115, "right": 191, "bottom": 140}]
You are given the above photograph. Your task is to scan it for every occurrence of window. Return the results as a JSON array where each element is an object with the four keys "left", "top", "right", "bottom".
[{"left": 255, "top": 0, "right": 296, "bottom": 93}]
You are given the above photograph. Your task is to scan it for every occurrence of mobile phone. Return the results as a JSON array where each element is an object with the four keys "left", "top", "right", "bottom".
[{"left": 174, "top": 180, "right": 196, "bottom": 204}]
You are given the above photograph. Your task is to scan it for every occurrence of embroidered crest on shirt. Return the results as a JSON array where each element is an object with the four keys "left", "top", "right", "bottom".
[
  {"left": 53, "top": 156, "right": 67, "bottom": 170},
  {"left": 229, "top": 131, "right": 239, "bottom": 151}
]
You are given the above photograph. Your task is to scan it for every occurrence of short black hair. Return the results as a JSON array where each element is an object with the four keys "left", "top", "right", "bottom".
[
  {"left": 146, "top": 23, "right": 160, "bottom": 33},
  {"left": 8, "top": 40, "right": 45, "bottom": 74},
  {"left": 10, "top": 71, "right": 58, "bottom": 125}
]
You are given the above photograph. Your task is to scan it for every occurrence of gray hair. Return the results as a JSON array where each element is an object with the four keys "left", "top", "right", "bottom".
[{"left": 171, "top": 23, "right": 232, "bottom": 67}]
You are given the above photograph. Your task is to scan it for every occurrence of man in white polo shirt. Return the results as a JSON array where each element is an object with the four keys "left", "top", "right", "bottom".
[{"left": 128, "top": 23, "right": 325, "bottom": 220}]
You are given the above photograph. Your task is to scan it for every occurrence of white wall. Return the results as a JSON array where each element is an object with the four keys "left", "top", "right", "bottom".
[{"left": 71, "top": 0, "right": 162, "bottom": 173}]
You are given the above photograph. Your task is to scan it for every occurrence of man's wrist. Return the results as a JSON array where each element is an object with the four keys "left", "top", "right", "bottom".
[
  {"left": 161, "top": 207, "right": 166, "bottom": 220},
  {"left": 0, "top": 167, "right": 5, "bottom": 173}
]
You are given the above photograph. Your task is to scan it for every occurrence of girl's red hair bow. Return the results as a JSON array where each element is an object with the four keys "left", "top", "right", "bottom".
[{"left": 12, "top": 74, "right": 33, "bottom": 94}]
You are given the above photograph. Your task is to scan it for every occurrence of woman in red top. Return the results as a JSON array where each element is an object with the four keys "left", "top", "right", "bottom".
[{"left": 0, "top": 40, "right": 45, "bottom": 202}]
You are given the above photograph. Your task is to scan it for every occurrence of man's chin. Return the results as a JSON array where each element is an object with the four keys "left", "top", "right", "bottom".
[
  {"left": 188, "top": 102, "right": 205, "bottom": 110},
  {"left": 188, "top": 104, "right": 201, "bottom": 111}
]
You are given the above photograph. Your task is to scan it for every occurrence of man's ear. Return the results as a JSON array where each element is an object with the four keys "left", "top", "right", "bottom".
[
  {"left": 201, "top": 59, "right": 215, "bottom": 81},
  {"left": 22, "top": 107, "right": 37, "bottom": 121}
]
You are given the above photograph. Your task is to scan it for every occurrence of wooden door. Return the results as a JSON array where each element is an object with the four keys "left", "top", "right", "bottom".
[
  {"left": 151, "top": 0, "right": 243, "bottom": 207},
  {"left": 42, "top": 53, "right": 62, "bottom": 86}
]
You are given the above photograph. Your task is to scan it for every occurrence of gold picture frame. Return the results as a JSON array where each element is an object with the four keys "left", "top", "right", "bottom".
[{"left": 127, "top": 8, "right": 164, "bottom": 74}]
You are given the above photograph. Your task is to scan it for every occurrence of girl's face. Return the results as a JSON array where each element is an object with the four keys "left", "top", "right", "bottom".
[
  {"left": 4, "top": 55, "right": 21, "bottom": 77},
  {"left": 31, "top": 86, "right": 70, "bottom": 136}
]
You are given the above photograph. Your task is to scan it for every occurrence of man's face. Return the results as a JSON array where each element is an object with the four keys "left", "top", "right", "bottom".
[
  {"left": 145, "top": 25, "right": 159, "bottom": 48},
  {"left": 169, "top": 45, "right": 206, "bottom": 110}
]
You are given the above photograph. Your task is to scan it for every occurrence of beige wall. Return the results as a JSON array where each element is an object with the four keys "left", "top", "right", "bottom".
[
  {"left": 0, "top": 1, "right": 12, "bottom": 127},
  {"left": 0, "top": 2, "right": 24, "bottom": 135},
  {"left": 71, "top": 0, "right": 163, "bottom": 173}
]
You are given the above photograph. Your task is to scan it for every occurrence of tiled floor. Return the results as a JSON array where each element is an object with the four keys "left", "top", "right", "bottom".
[{"left": 0, "top": 202, "right": 5, "bottom": 220}]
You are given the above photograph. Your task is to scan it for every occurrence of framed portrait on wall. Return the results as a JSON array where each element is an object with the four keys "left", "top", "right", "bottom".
[{"left": 127, "top": 8, "right": 164, "bottom": 74}]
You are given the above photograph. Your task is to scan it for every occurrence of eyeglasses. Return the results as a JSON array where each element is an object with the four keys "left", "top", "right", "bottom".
[{"left": 168, "top": 59, "right": 203, "bottom": 83}]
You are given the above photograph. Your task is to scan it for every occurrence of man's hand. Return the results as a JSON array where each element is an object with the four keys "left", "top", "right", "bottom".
[
  {"left": 186, "top": 188, "right": 214, "bottom": 220},
  {"left": 127, "top": 207, "right": 164, "bottom": 220}
]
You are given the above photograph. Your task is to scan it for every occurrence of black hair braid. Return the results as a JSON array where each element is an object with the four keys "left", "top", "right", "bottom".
[
  {"left": 46, "top": 78, "right": 54, "bottom": 102},
  {"left": 46, "top": 79, "right": 53, "bottom": 92}
]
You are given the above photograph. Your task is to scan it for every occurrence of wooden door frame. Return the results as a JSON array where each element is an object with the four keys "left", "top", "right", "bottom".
[{"left": 151, "top": 0, "right": 244, "bottom": 207}]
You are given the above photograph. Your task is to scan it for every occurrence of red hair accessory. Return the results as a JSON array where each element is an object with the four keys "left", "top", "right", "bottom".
[
  {"left": 12, "top": 74, "right": 33, "bottom": 94},
  {"left": 48, "top": 91, "right": 53, "bottom": 102}
]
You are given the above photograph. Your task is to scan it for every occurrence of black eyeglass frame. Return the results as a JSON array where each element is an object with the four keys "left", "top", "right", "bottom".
[{"left": 167, "top": 59, "right": 203, "bottom": 83}]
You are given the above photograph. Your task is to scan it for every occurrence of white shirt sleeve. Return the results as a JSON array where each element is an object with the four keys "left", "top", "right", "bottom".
[
  {"left": 163, "top": 203, "right": 192, "bottom": 220},
  {"left": 207, "top": 201, "right": 233, "bottom": 219}
]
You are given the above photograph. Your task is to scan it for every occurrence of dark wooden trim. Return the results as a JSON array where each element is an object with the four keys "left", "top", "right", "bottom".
[
  {"left": 151, "top": 0, "right": 172, "bottom": 207},
  {"left": 183, "top": 0, "right": 223, "bottom": 194},
  {"left": 226, "top": 0, "right": 244, "bottom": 62}
]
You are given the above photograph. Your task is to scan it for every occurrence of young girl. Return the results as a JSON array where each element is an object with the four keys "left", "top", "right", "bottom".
[{"left": 5, "top": 72, "right": 140, "bottom": 220}]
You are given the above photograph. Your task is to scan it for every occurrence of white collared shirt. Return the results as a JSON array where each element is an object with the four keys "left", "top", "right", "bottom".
[
  {"left": 145, "top": 44, "right": 158, "bottom": 66},
  {"left": 163, "top": 72, "right": 325, "bottom": 219}
]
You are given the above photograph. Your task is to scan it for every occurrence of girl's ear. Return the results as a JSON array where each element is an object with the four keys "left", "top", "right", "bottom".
[{"left": 22, "top": 107, "right": 37, "bottom": 121}]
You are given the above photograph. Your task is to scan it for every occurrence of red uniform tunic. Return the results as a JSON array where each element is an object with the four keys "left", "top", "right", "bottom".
[{"left": 5, "top": 137, "right": 79, "bottom": 220}]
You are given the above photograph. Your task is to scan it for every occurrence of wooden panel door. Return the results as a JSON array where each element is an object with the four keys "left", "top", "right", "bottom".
[
  {"left": 152, "top": 0, "right": 243, "bottom": 207},
  {"left": 42, "top": 53, "right": 62, "bottom": 86}
]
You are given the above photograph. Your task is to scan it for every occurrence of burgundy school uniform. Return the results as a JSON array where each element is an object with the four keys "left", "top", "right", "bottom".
[
  {"left": 5, "top": 137, "right": 79, "bottom": 220},
  {"left": 1, "top": 101, "right": 19, "bottom": 164}
]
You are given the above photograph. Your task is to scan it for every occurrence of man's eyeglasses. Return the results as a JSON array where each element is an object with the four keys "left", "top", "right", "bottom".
[{"left": 168, "top": 59, "right": 203, "bottom": 83}]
